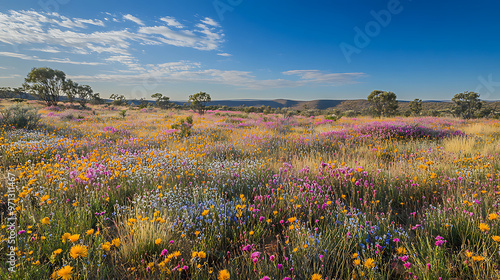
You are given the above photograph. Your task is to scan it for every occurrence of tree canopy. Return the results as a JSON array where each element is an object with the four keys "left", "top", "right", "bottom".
[
  {"left": 367, "top": 90, "right": 398, "bottom": 117},
  {"left": 188, "top": 92, "right": 211, "bottom": 114}
]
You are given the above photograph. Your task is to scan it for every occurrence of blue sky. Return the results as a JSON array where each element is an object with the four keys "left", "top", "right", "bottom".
[{"left": 0, "top": 0, "right": 499, "bottom": 101}]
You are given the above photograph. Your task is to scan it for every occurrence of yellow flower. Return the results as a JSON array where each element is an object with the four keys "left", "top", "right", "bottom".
[
  {"left": 69, "top": 245, "right": 88, "bottom": 259},
  {"left": 492, "top": 236, "right": 500, "bottom": 242},
  {"left": 488, "top": 213, "right": 498, "bottom": 221},
  {"left": 52, "top": 249, "right": 63, "bottom": 256},
  {"left": 303, "top": 244, "right": 308, "bottom": 249},
  {"left": 112, "top": 238, "right": 121, "bottom": 247},
  {"left": 311, "top": 274, "right": 323, "bottom": 280},
  {"left": 352, "top": 253, "right": 358, "bottom": 259},
  {"left": 353, "top": 258, "right": 361, "bottom": 266},
  {"left": 293, "top": 247, "right": 298, "bottom": 253},
  {"left": 86, "top": 229, "right": 94, "bottom": 236},
  {"left": 41, "top": 195, "right": 50, "bottom": 202},
  {"left": 364, "top": 258, "right": 375, "bottom": 269},
  {"left": 472, "top": 256, "right": 484, "bottom": 262},
  {"left": 249, "top": 231, "right": 254, "bottom": 235},
  {"left": 192, "top": 251, "right": 198, "bottom": 258},
  {"left": 68, "top": 234, "right": 80, "bottom": 242},
  {"left": 202, "top": 210, "right": 209, "bottom": 216},
  {"left": 102, "top": 242, "right": 111, "bottom": 251},
  {"left": 289, "top": 225, "right": 294, "bottom": 230},
  {"left": 217, "top": 269, "right": 230, "bottom": 280},
  {"left": 173, "top": 251, "right": 181, "bottom": 257},
  {"left": 41, "top": 217, "right": 50, "bottom": 225},
  {"left": 479, "top": 223, "right": 491, "bottom": 232},
  {"left": 396, "top": 246, "right": 407, "bottom": 255},
  {"left": 465, "top": 251, "right": 473, "bottom": 258},
  {"left": 61, "top": 233, "right": 71, "bottom": 243},
  {"left": 288, "top": 217, "right": 297, "bottom": 223},
  {"left": 198, "top": 251, "right": 206, "bottom": 258},
  {"left": 155, "top": 238, "right": 162, "bottom": 245},
  {"left": 56, "top": 265, "right": 73, "bottom": 280}
]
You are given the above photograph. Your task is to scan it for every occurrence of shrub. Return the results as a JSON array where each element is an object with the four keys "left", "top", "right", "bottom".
[
  {"left": 171, "top": 116, "right": 193, "bottom": 137},
  {"left": 0, "top": 105, "right": 41, "bottom": 129}
]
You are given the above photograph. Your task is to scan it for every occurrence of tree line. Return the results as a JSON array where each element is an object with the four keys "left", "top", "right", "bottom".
[
  {"left": 367, "top": 90, "right": 489, "bottom": 119},
  {"left": 0, "top": 67, "right": 496, "bottom": 119}
]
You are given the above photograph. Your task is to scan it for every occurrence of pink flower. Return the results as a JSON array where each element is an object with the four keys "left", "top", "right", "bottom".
[
  {"left": 400, "top": 255, "right": 409, "bottom": 262},
  {"left": 404, "top": 262, "right": 411, "bottom": 269},
  {"left": 426, "top": 263, "right": 431, "bottom": 269},
  {"left": 277, "top": 264, "right": 283, "bottom": 270},
  {"left": 260, "top": 277, "right": 270, "bottom": 280},
  {"left": 250, "top": 252, "right": 261, "bottom": 259},
  {"left": 270, "top": 255, "right": 275, "bottom": 261},
  {"left": 161, "top": 249, "right": 168, "bottom": 256},
  {"left": 242, "top": 245, "right": 252, "bottom": 251}
]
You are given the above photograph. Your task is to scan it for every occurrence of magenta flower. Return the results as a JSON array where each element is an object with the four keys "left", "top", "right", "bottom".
[
  {"left": 270, "top": 255, "right": 275, "bottom": 261},
  {"left": 404, "top": 262, "right": 411, "bottom": 269},
  {"left": 242, "top": 245, "right": 252, "bottom": 251},
  {"left": 250, "top": 252, "right": 261, "bottom": 259},
  {"left": 160, "top": 249, "right": 168, "bottom": 256},
  {"left": 278, "top": 264, "right": 283, "bottom": 270},
  {"left": 260, "top": 277, "right": 270, "bottom": 280}
]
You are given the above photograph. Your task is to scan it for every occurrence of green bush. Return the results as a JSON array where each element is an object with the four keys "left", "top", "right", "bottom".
[{"left": 0, "top": 105, "right": 41, "bottom": 129}]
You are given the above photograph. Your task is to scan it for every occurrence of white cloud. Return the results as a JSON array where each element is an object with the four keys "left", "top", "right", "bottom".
[
  {"left": 0, "top": 74, "right": 20, "bottom": 78},
  {"left": 29, "top": 47, "right": 61, "bottom": 53},
  {"left": 217, "top": 53, "right": 232, "bottom": 57},
  {"left": 0, "top": 10, "right": 225, "bottom": 68},
  {"left": 201, "top": 17, "right": 220, "bottom": 27},
  {"left": 160, "top": 16, "right": 184, "bottom": 28},
  {"left": 283, "top": 70, "right": 366, "bottom": 85},
  {"left": 123, "top": 14, "right": 144, "bottom": 26},
  {"left": 0, "top": 51, "right": 104, "bottom": 65},
  {"left": 69, "top": 60, "right": 365, "bottom": 89}
]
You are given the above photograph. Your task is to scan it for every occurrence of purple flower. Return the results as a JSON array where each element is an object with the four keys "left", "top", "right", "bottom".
[
  {"left": 270, "top": 255, "right": 275, "bottom": 261},
  {"left": 242, "top": 245, "right": 252, "bottom": 251},
  {"left": 259, "top": 216, "right": 265, "bottom": 222},
  {"left": 18, "top": 230, "right": 26, "bottom": 235},
  {"left": 277, "top": 264, "right": 283, "bottom": 270},
  {"left": 284, "top": 278, "right": 292, "bottom": 280}
]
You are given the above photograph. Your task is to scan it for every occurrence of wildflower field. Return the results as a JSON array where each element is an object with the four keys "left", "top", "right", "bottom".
[{"left": 1, "top": 103, "right": 500, "bottom": 280}]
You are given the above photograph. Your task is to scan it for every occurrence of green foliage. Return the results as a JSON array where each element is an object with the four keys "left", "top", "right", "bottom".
[
  {"left": 367, "top": 90, "right": 399, "bottom": 117},
  {"left": 119, "top": 109, "right": 127, "bottom": 119},
  {"left": 110, "top": 94, "right": 127, "bottom": 106},
  {"left": 138, "top": 98, "right": 149, "bottom": 109},
  {"left": 151, "top": 93, "right": 171, "bottom": 109},
  {"left": 188, "top": 92, "right": 211, "bottom": 115},
  {"left": 171, "top": 116, "right": 194, "bottom": 137},
  {"left": 409, "top": 98, "right": 423, "bottom": 116},
  {"left": 23, "top": 67, "right": 66, "bottom": 106},
  {"left": 452, "top": 91, "right": 482, "bottom": 119},
  {"left": 0, "top": 105, "right": 41, "bottom": 130}
]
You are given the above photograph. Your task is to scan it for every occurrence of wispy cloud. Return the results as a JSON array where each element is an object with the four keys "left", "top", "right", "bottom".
[
  {"left": 283, "top": 70, "right": 366, "bottom": 85},
  {"left": 217, "top": 53, "right": 232, "bottom": 57},
  {"left": 69, "top": 60, "right": 365, "bottom": 89},
  {"left": 160, "top": 16, "right": 184, "bottom": 28},
  {"left": 0, "top": 10, "right": 225, "bottom": 68},
  {"left": 123, "top": 14, "right": 144, "bottom": 26},
  {"left": 0, "top": 51, "right": 104, "bottom": 65}
]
